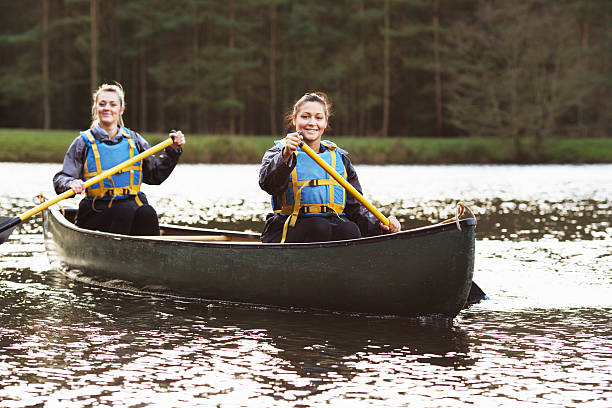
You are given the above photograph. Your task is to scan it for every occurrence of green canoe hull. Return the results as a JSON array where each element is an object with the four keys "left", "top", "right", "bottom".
[{"left": 43, "top": 208, "right": 476, "bottom": 318}]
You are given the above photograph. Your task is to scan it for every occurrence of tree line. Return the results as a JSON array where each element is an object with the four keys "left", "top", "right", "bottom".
[{"left": 0, "top": 0, "right": 610, "bottom": 145}]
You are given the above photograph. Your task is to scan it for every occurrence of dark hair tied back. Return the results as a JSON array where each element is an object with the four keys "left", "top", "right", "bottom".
[{"left": 284, "top": 91, "right": 332, "bottom": 131}]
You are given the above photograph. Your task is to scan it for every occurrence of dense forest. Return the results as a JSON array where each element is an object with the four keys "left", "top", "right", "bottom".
[{"left": 0, "top": 0, "right": 610, "bottom": 145}]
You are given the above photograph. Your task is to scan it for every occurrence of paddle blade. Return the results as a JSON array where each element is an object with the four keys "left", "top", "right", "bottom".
[
  {"left": 465, "top": 281, "right": 488, "bottom": 306},
  {"left": 0, "top": 216, "right": 21, "bottom": 244}
]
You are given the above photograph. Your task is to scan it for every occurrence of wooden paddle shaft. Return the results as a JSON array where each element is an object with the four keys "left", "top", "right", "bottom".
[
  {"left": 18, "top": 137, "right": 175, "bottom": 221},
  {"left": 298, "top": 142, "right": 390, "bottom": 226}
]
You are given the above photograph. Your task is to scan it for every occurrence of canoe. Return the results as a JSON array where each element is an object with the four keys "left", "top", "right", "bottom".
[{"left": 43, "top": 206, "right": 478, "bottom": 318}]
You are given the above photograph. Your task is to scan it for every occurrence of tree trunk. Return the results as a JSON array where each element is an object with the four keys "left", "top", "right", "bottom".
[
  {"left": 90, "top": 0, "right": 98, "bottom": 90},
  {"left": 192, "top": 15, "right": 201, "bottom": 133},
  {"left": 156, "top": 85, "right": 164, "bottom": 133},
  {"left": 433, "top": 0, "right": 442, "bottom": 137},
  {"left": 202, "top": 13, "right": 214, "bottom": 133},
  {"left": 228, "top": 0, "right": 235, "bottom": 135},
  {"left": 240, "top": 85, "right": 247, "bottom": 135},
  {"left": 42, "top": 0, "right": 50, "bottom": 129},
  {"left": 382, "top": 0, "right": 390, "bottom": 137},
  {"left": 139, "top": 43, "right": 147, "bottom": 131},
  {"left": 111, "top": 0, "right": 121, "bottom": 82},
  {"left": 358, "top": 0, "right": 366, "bottom": 137},
  {"left": 269, "top": 3, "right": 278, "bottom": 137},
  {"left": 579, "top": 18, "right": 590, "bottom": 137}
]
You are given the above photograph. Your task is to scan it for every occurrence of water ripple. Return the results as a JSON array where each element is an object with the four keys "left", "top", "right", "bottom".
[{"left": 1, "top": 163, "right": 611, "bottom": 407}]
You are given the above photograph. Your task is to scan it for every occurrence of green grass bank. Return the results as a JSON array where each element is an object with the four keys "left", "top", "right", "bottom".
[{"left": 1, "top": 128, "right": 610, "bottom": 164}]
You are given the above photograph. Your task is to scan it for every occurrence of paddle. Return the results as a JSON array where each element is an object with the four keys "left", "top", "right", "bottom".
[
  {"left": 0, "top": 137, "right": 175, "bottom": 244},
  {"left": 298, "top": 140, "right": 487, "bottom": 304},
  {"left": 298, "top": 141, "right": 390, "bottom": 226}
]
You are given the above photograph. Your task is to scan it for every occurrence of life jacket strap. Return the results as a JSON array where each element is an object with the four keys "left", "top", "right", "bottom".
[
  {"left": 86, "top": 186, "right": 141, "bottom": 199},
  {"left": 83, "top": 165, "right": 140, "bottom": 179},
  {"left": 275, "top": 203, "right": 345, "bottom": 215},
  {"left": 280, "top": 166, "right": 303, "bottom": 243},
  {"left": 126, "top": 132, "right": 136, "bottom": 187},
  {"left": 83, "top": 130, "right": 102, "bottom": 177},
  {"left": 288, "top": 178, "right": 341, "bottom": 188}
]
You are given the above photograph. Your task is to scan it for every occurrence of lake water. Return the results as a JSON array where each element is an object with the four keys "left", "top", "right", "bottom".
[{"left": 1, "top": 163, "right": 610, "bottom": 407}]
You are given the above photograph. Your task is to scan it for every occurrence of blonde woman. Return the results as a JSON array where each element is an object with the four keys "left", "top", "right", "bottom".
[
  {"left": 259, "top": 92, "right": 400, "bottom": 243},
  {"left": 53, "top": 83, "right": 185, "bottom": 235}
]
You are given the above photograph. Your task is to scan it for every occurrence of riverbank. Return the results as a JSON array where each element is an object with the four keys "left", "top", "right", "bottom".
[{"left": 1, "top": 128, "right": 610, "bottom": 164}]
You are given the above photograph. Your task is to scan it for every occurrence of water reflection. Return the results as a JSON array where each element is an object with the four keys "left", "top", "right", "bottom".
[
  {"left": 458, "top": 308, "right": 612, "bottom": 405},
  {"left": 3, "top": 273, "right": 609, "bottom": 406},
  {"left": 1, "top": 281, "right": 609, "bottom": 407},
  {"left": 1, "top": 163, "right": 611, "bottom": 406},
  {"left": 0, "top": 268, "right": 476, "bottom": 405}
]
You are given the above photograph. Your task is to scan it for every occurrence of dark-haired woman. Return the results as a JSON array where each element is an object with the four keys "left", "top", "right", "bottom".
[{"left": 259, "top": 92, "right": 401, "bottom": 243}]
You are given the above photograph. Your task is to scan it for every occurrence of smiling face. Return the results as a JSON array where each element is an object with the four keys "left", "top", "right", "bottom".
[
  {"left": 292, "top": 101, "right": 328, "bottom": 144},
  {"left": 95, "top": 90, "right": 124, "bottom": 129}
]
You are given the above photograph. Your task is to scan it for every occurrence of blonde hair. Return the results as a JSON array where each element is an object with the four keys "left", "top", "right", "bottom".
[
  {"left": 90, "top": 83, "right": 126, "bottom": 128},
  {"left": 285, "top": 92, "right": 332, "bottom": 130}
]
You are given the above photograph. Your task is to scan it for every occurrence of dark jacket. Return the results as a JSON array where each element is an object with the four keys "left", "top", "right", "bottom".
[
  {"left": 53, "top": 125, "right": 181, "bottom": 195},
  {"left": 259, "top": 142, "right": 383, "bottom": 237}
]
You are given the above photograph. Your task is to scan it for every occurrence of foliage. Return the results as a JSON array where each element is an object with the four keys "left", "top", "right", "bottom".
[
  {"left": 0, "top": 0, "right": 609, "bottom": 140},
  {"left": 444, "top": 0, "right": 611, "bottom": 156}
]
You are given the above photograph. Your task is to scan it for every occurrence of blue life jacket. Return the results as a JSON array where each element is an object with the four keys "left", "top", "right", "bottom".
[
  {"left": 273, "top": 139, "right": 347, "bottom": 217},
  {"left": 81, "top": 128, "right": 142, "bottom": 201}
]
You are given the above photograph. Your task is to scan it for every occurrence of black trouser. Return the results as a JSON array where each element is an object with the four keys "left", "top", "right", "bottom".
[
  {"left": 75, "top": 193, "right": 160, "bottom": 236},
  {"left": 261, "top": 214, "right": 361, "bottom": 243}
]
